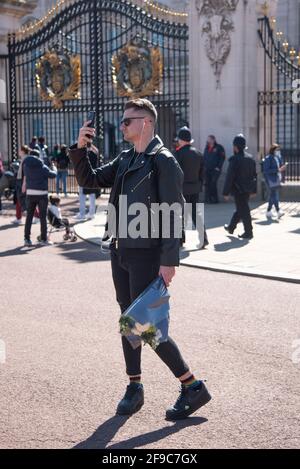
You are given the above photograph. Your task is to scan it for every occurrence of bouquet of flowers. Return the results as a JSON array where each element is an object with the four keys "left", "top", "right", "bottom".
[{"left": 119, "top": 276, "right": 170, "bottom": 350}]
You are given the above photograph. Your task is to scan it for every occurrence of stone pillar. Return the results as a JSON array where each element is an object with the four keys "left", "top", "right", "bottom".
[{"left": 189, "top": 0, "right": 264, "bottom": 159}]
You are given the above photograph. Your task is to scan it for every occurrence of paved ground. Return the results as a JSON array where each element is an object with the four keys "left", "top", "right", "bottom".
[{"left": 0, "top": 197, "right": 300, "bottom": 449}]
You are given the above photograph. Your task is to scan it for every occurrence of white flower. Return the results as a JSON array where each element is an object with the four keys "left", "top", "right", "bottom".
[{"left": 133, "top": 322, "right": 151, "bottom": 334}]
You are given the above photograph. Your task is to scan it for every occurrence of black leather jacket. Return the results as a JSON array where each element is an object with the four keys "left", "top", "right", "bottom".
[
  {"left": 69, "top": 136, "right": 184, "bottom": 266},
  {"left": 223, "top": 151, "right": 257, "bottom": 196}
]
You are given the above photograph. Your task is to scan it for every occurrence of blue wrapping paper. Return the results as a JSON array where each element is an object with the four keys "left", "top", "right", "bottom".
[{"left": 119, "top": 276, "right": 170, "bottom": 350}]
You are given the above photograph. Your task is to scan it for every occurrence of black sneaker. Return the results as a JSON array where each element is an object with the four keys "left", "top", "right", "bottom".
[
  {"left": 166, "top": 381, "right": 211, "bottom": 421},
  {"left": 116, "top": 383, "right": 144, "bottom": 416},
  {"left": 238, "top": 233, "right": 253, "bottom": 240},
  {"left": 24, "top": 239, "right": 33, "bottom": 247},
  {"left": 224, "top": 225, "right": 234, "bottom": 235}
]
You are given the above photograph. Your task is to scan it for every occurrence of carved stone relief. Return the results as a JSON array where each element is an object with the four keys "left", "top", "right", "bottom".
[{"left": 196, "top": 0, "right": 239, "bottom": 88}]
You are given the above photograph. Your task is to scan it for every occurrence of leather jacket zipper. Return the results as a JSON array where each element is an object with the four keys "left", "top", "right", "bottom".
[
  {"left": 116, "top": 152, "right": 136, "bottom": 248},
  {"left": 131, "top": 170, "right": 153, "bottom": 192}
]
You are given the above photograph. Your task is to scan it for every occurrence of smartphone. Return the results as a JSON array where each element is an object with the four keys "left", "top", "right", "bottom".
[
  {"left": 85, "top": 111, "right": 96, "bottom": 146},
  {"left": 86, "top": 111, "right": 96, "bottom": 129}
]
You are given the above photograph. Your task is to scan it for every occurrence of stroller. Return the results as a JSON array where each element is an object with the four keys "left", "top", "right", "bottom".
[
  {"left": 47, "top": 206, "right": 77, "bottom": 242},
  {"left": 0, "top": 160, "right": 19, "bottom": 201}
]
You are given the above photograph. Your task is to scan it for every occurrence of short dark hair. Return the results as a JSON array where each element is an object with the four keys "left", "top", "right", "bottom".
[
  {"left": 233, "top": 135, "right": 247, "bottom": 150},
  {"left": 30, "top": 149, "right": 40, "bottom": 158},
  {"left": 124, "top": 98, "right": 158, "bottom": 123},
  {"left": 49, "top": 195, "right": 60, "bottom": 205},
  {"left": 21, "top": 144, "right": 30, "bottom": 154}
]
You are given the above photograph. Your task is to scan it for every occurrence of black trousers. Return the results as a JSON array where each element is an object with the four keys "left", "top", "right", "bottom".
[
  {"left": 205, "top": 169, "right": 221, "bottom": 203},
  {"left": 228, "top": 193, "right": 253, "bottom": 235},
  {"left": 110, "top": 246, "right": 189, "bottom": 378},
  {"left": 25, "top": 194, "right": 48, "bottom": 241}
]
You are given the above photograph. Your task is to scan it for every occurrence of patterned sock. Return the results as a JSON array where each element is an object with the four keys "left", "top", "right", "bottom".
[
  {"left": 129, "top": 376, "right": 142, "bottom": 384},
  {"left": 180, "top": 374, "right": 199, "bottom": 388}
]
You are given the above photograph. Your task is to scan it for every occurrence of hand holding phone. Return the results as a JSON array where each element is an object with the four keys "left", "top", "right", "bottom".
[{"left": 77, "top": 111, "right": 96, "bottom": 149}]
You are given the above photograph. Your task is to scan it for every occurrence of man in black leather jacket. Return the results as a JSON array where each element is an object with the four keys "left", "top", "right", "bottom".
[
  {"left": 69, "top": 99, "right": 211, "bottom": 421},
  {"left": 223, "top": 135, "right": 257, "bottom": 240}
]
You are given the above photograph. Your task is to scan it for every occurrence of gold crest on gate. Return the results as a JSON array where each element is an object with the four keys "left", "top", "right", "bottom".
[
  {"left": 35, "top": 46, "right": 81, "bottom": 109},
  {"left": 112, "top": 37, "right": 163, "bottom": 98}
]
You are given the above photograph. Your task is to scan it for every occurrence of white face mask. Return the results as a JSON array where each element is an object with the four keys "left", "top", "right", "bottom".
[{"left": 275, "top": 150, "right": 281, "bottom": 157}]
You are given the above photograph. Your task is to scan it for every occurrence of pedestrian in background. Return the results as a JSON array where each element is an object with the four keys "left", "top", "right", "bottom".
[
  {"left": 37, "top": 136, "right": 50, "bottom": 166},
  {"left": 23, "top": 149, "right": 57, "bottom": 246},
  {"left": 52, "top": 144, "right": 70, "bottom": 197},
  {"left": 29, "top": 136, "right": 39, "bottom": 151},
  {"left": 203, "top": 135, "right": 226, "bottom": 204},
  {"left": 174, "top": 126, "right": 208, "bottom": 249},
  {"left": 223, "top": 135, "right": 257, "bottom": 240},
  {"left": 52, "top": 143, "right": 60, "bottom": 163},
  {"left": 263, "top": 144, "right": 286, "bottom": 220}
]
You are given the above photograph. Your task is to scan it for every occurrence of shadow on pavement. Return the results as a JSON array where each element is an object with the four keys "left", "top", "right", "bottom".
[
  {"left": 0, "top": 245, "right": 43, "bottom": 257},
  {"left": 73, "top": 415, "right": 207, "bottom": 449},
  {"left": 56, "top": 240, "right": 109, "bottom": 264},
  {"left": 255, "top": 220, "right": 279, "bottom": 226},
  {"left": 180, "top": 249, "right": 196, "bottom": 261},
  {"left": 73, "top": 416, "right": 129, "bottom": 449},
  {"left": 0, "top": 223, "right": 21, "bottom": 232},
  {"left": 213, "top": 236, "right": 249, "bottom": 252},
  {"left": 180, "top": 237, "right": 249, "bottom": 258}
]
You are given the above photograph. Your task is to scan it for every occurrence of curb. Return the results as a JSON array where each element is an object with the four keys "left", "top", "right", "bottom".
[
  {"left": 74, "top": 224, "right": 300, "bottom": 285},
  {"left": 180, "top": 259, "right": 300, "bottom": 285}
]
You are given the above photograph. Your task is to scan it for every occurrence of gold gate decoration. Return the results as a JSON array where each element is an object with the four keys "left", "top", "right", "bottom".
[
  {"left": 35, "top": 46, "right": 81, "bottom": 109},
  {"left": 112, "top": 37, "right": 163, "bottom": 98}
]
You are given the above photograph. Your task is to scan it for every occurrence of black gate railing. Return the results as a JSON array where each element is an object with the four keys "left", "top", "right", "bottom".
[
  {"left": 7, "top": 0, "right": 189, "bottom": 192},
  {"left": 257, "top": 16, "right": 300, "bottom": 182},
  {"left": 0, "top": 54, "right": 10, "bottom": 166}
]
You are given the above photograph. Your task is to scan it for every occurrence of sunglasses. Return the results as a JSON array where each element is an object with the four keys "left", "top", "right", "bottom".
[{"left": 121, "top": 116, "right": 147, "bottom": 127}]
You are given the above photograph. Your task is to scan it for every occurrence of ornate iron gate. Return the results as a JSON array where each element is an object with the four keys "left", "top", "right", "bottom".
[
  {"left": 7, "top": 0, "right": 189, "bottom": 191},
  {"left": 257, "top": 16, "right": 300, "bottom": 182}
]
